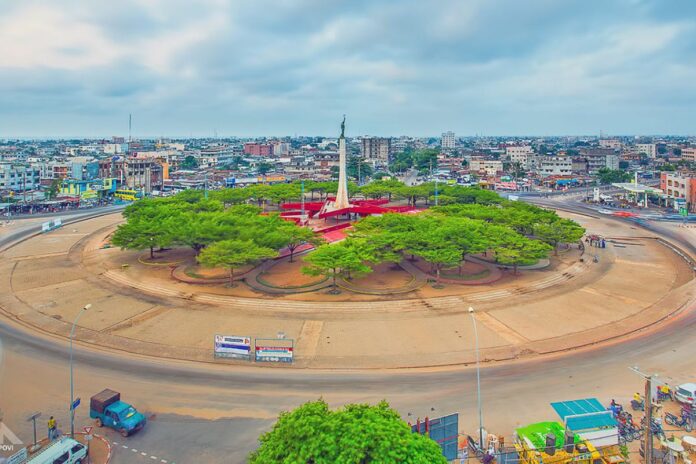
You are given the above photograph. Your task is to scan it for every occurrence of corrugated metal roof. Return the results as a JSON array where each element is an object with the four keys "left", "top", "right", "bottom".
[{"left": 550, "top": 398, "right": 617, "bottom": 431}]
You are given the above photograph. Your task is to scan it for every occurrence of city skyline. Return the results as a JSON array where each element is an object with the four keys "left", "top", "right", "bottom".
[{"left": 1, "top": 0, "right": 695, "bottom": 137}]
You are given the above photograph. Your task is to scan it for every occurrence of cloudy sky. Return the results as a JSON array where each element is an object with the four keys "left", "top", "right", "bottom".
[{"left": 0, "top": 0, "right": 694, "bottom": 137}]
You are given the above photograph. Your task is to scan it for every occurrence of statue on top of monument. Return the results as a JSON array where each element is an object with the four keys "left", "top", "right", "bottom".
[{"left": 340, "top": 114, "right": 346, "bottom": 139}]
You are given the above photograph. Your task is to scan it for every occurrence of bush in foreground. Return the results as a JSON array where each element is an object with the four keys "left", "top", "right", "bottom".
[{"left": 249, "top": 400, "right": 447, "bottom": 464}]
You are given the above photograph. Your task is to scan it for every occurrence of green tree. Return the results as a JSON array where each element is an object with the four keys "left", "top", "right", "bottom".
[
  {"left": 596, "top": 168, "right": 631, "bottom": 185},
  {"left": 45, "top": 178, "right": 62, "bottom": 200},
  {"left": 170, "top": 211, "right": 228, "bottom": 255},
  {"left": 248, "top": 399, "right": 447, "bottom": 464},
  {"left": 257, "top": 162, "right": 273, "bottom": 175},
  {"left": 534, "top": 219, "right": 585, "bottom": 255},
  {"left": 111, "top": 214, "right": 173, "bottom": 259},
  {"left": 302, "top": 243, "right": 372, "bottom": 293},
  {"left": 198, "top": 239, "right": 276, "bottom": 287},
  {"left": 181, "top": 155, "right": 198, "bottom": 170},
  {"left": 277, "top": 223, "right": 324, "bottom": 262},
  {"left": 404, "top": 225, "right": 461, "bottom": 286},
  {"left": 495, "top": 236, "right": 551, "bottom": 274},
  {"left": 346, "top": 156, "right": 374, "bottom": 182}
]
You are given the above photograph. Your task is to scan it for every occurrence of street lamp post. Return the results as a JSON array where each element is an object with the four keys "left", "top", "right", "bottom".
[
  {"left": 70, "top": 304, "right": 91, "bottom": 438},
  {"left": 469, "top": 306, "right": 484, "bottom": 451}
]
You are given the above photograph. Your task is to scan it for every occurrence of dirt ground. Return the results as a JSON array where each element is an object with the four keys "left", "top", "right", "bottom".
[
  {"left": 347, "top": 262, "right": 414, "bottom": 289},
  {"left": 1, "top": 210, "right": 694, "bottom": 369},
  {"left": 259, "top": 258, "right": 325, "bottom": 287}
]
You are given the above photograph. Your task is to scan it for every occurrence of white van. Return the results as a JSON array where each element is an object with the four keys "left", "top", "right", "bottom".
[
  {"left": 27, "top": 437, "right": 87, "bottom": 464},
  {"left": 675, "top": 383, "right": 696, "bottom": 405}
]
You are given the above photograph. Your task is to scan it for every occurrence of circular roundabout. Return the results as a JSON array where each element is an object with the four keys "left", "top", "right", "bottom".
[{"left": 0, "top": 209, "right": 694, "bottom": 370}]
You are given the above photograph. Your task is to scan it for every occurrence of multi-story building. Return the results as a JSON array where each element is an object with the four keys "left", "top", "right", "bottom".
[
  {"left": 577, "top": 148, "right": 620, "bottom": 173},
  {"left": 660, "top": 171, "right": 696, "bottom": 212},
  {"left": 272, "top": 142, "right": 291, "bottom": 156},
  {"left": 243, "top": 143, "right": 273, "bottom": 157},
  {"left": 125, "top": 158, "right": 163, "bottom": 193},
  {"left": 635, "top": 143, "right": 657, "bottom": 158},
  {"left": 506, "top": 146, "right": 534, "bottom": 169},
  {"left": 361, "top": 137, "right": 391, "bottom": 166},
  {"left": 599, "top": 139, "right": 622, "bottom": 150},
  {"left": 469, "top": 159, "right": 503, "bottom": 176},
  {"left": 441, "top": 131, "right": 456, "bottom": 150},
  {"left": 538, "top": 156, "right": 573, "bottom": 177},
  {"left": 0, "top": 163, "right": 42, "bottom": 191},
  {"left": 682, "top": 148, "right": 696, "bottom": 162}
]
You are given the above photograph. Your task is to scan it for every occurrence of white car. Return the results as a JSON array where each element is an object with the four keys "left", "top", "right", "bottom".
[
  {"left": 27, "top": 437, "right": 87, "bottom": 464},
  {"left": 675, "top": 383, "right": 696, "bottom": 405}
]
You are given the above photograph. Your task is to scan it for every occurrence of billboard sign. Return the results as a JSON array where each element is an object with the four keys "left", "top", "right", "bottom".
[
  {"left": 214, "top": 335, "right": 252, "bottom": 360},
  {"left": 255, "top": 339, "right": 294, "bottom": 363},
  {"left": 41, "top": 217, "right": 63, "bottom": 233}
]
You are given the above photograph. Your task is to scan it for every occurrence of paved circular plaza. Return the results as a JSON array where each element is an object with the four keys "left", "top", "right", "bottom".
[{"left": 0, "top": 210, "right": 694, "bottom": 369}]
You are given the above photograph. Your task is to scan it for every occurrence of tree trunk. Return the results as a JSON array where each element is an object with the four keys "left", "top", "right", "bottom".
[
  {"left": 513, "top": 263, "right": 518, "bottom": 275},
  {"left": 289, "top": 246, "right": 295, "bottom": 263},
  {"left": 332, "top": 273, "right": 337, "bottom": 292},
  {"left": 149, "top": 246, "right": 154, "bottom": 259},
  {"left": 436, "top": 267, "right": 441, "bottom": 285},
  {"left": 229, "top": 267, "right": 235, "bottom": 287}
]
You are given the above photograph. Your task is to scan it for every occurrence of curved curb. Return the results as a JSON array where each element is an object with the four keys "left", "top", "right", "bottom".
[{"left": 137, "top": 254, "right": 185, "bottom": 267}]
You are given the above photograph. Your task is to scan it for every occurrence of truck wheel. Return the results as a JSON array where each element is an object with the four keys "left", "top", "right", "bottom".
[
  {"left": 95, "top": 418, "right": 103, "bottom": 427},
  {"left": 120, "top": 428, "right": 129, "bottom": 438}
]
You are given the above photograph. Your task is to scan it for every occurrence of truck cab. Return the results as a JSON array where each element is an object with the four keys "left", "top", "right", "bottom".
[{"left": 89, "top": 389, "right": 146, "bottom": 437}]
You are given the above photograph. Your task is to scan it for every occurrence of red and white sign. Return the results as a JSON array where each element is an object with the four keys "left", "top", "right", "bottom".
[{"left": 83, "top": 426, "right": 93, "bottom": 435}]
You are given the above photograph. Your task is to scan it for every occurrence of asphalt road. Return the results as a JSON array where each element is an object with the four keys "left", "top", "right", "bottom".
[
  {"left": 0, "top": 200, "right": 694, "bottom": 463},
  {"left": 0, "top": 204, "right": 126, "bottom": 252}
]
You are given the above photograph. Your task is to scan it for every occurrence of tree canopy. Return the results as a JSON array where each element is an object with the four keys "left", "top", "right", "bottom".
[
  {"left": 198, "top": 239, "right": 276, "bottom": 286},
  {"left": 114, "top": 179, "right": 584, "bottom": 285},
  {"left": 248, "top": 400, "right": 447, "bottom": 464}
]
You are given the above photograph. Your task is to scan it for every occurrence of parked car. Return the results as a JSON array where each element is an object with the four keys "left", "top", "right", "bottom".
[
  {"left": 89, "top": 389, "right": 146, "bottom": 437},
  {"left": 675, "top": 383, "right": 696, "bottom": 405},
  {"left": 27, "top": 437, "right": 87, "bottom": 464}
]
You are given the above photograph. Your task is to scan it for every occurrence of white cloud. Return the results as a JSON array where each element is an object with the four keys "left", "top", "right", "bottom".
[{"left": 0, "top": 5, "right": 122, "bottom": 69}]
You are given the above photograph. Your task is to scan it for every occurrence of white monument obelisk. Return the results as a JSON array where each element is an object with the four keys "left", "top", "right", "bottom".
[{"left": 333, "top": 115, "right": 351, "bottom": 210}]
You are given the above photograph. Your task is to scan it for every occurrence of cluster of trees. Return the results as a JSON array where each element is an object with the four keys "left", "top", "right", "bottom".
[
  {"left": 199, "top": 179, "right": 504, "bottom": 209},
  {"left": 596, "top": 168, "right": 632, "bottom": 185},
  {"left": 111, "top": 195, "right": 322, "bottom": 286},
  {"left": 112, "top": 181, "right": 584, "bottom": 291},
  {"left": 303, "top": 201, "right": 585, "bottom": 289},
  {"left": 389, "top": 148, "right": 440, "bottom": 174},
  {"left": 249, "top": 400, "right": 446, "bottom": 464}
]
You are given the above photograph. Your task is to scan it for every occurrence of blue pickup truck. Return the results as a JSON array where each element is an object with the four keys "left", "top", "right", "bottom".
[{"left": 90, "top": 389, "right": 146, "bottom": 437}]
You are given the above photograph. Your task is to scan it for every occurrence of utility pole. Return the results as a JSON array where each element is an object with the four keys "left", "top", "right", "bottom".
[
  {"left": 469, "top": 307, "right": 483, "bottom": 450},
  {"left": 630, "top": 366, "right": 655, "bottom": 464}
]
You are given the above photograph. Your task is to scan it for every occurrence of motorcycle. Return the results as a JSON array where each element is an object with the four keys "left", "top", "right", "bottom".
[
  {"left": 665, "top": 412, "right": 693, "bottom": 432},
  {"left": 630, "top": 399, "right": 644, "bottom": 411},
  {"left": 640, "top": 417, "right": 666, "bottom": 440}
]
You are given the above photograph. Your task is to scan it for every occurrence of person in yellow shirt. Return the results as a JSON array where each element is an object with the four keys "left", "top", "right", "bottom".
[
  {"left": 634, "top": 392, "right": 643, "bottom": 402},
  {"left": 47, "top": 416, "right": 56, "bottom": 440}
]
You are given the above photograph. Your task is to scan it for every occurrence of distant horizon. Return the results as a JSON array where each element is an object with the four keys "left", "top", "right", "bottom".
[{"left": 1, "top": 132, "right": 695, "bottom": 142}]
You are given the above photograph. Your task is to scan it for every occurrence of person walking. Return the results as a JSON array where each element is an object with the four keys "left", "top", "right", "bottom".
[{"left": 47, "top": 416, "right": 56, "bottom": 440}]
